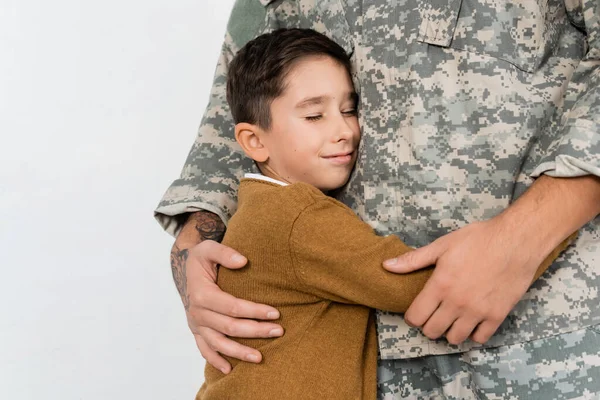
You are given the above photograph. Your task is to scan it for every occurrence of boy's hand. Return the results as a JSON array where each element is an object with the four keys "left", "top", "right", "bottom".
[{"left": 178, "top": 239, "right": 283, "bottom": 374}]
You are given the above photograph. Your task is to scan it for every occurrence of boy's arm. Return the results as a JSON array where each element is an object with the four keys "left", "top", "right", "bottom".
[
  {"left": 289, "top": 199, "right": 575, "bottom": 313},
  {"left": 289, "top": 200, "right": 428, "bottom": 312}
]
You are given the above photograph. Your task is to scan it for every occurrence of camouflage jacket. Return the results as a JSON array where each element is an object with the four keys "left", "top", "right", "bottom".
[{"left": 156, "top": 0, "right": 600, "bottom": 359}]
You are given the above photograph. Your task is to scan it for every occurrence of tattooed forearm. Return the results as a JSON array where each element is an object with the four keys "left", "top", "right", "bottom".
[
  {"left": 170, "top": 211, "right": 226, "bottom": 309},
  {"left": 170, "top": 244, "right": 190, "bottom": 310},
  {"left": 191, "top": 211, "right": 226, "bottom": 242}
]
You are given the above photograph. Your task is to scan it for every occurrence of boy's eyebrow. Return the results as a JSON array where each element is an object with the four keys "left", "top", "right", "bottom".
[
  {"left": 295, "top": 95, "right": 327, "bottom": 109},
  {"left": 295, "top": 92, "right": 359, "bottom": 109}
]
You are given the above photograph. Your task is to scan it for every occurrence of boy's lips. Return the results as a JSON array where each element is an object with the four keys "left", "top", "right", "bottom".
[{"left": 322, "top": 150, "right": 355, "bottom": 165}]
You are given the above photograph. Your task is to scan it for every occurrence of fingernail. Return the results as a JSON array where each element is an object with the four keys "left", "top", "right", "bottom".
[
  {"left": 246, "top": 354, "right": 260, "bottom": 362},
  {"left": 231, "top": 254, "right": 246, "bottom": 263},
  {"left": 269, "top": 328, "right": 283, "bottom": 337},
  {"left": 267, "top": 311, "right": 280, "bottom": 319},
  {"left": 220, "top": 368, "right": 229, "bottom": 374},
  {"left": 383, "top": 258, "right": 397, "bottom": 267}
]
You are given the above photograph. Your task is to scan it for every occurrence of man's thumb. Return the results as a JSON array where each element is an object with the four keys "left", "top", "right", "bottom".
[{"left": 383, "top": 244, "right": 439, "bottom": 273}]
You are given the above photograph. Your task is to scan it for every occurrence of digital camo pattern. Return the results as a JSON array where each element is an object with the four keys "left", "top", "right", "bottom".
[
  {"left": 155, "top": 0, "right": 600, "bottom": 360},
  {"left": 377, "top": 324, "right": 600, "bottom": 399}
]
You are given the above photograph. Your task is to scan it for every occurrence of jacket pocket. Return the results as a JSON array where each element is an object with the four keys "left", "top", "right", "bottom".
[{"left": 418, "top": 0, "right": 545, "bottom": 73}]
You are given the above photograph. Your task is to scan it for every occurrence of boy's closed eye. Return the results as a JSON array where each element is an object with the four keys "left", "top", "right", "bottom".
[
  {"left": 305, "top": 109, "right": 357, "bottom": 122},
  {"left": 305, "top": 114, "right": 323, "bottom": 121}
]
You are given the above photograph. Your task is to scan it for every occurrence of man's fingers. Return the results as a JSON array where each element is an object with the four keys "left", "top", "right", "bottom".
[
  {"left": 470, "top": 319, "right": 502, "bottom": 344},
  {"left": 404, "top": 281, "right": 442, "bottom": 327},
  {"left": 445, "top": 316, "right": 481, "bottom": 345},
  {"left": 420, "top": 303, "right": 458, "bottom": 340},
  {"left": 192, "top": 240, "right": 247, "bottom": 270},
  {"left": 383, "top": 241, "right": 441, "bottom": 273},
  {"left": 193, "top": 309, "right": 284, "bottom": 338},
  {"left": 195, "top": 333, "right": 232, "bottom": 374},
  {"left": 192, "top": 287, "right": 280, "bottom": 320},
  {"left": 200, "top": 327, "right": 263, "bottom": 364}
]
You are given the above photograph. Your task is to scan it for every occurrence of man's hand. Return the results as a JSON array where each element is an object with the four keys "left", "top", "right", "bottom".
[
  {"left": 383, "top": 218, "right": 542, "bottom": 345},
  {"left": 383, "top": 175, "right": 600, "bottom": 345},
  {"left": 171, "top": 212, "right": 283, "bottom": 374}
]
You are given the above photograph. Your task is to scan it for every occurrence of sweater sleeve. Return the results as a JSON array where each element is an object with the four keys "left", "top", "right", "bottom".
[
  {"left": 289, "top": 199, "right": 433, "bottom": 312},
  {"left": 289, "top": 198, "right": 577, "bottom": 312}
]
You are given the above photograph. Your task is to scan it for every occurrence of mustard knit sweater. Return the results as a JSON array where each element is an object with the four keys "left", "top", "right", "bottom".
[{"left": 197, "top": 179, "right": 574, "bottom": 400}]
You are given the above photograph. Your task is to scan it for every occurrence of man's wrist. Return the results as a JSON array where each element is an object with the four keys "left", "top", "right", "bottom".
[
  {"left": 495, "top": 175, "right": 600, "bottom": 261},
  {"left": 170, "top": 243, "right": 191, "bottom": 310},
  {"left": 170, "top": 211, "right": 226, "bottom": 309}
]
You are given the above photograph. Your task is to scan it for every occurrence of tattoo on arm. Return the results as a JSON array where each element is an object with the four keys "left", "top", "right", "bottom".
[
  {"left": 170, "top": 211, "right": 226, "bottom": 310},
  {"left": 170, "top": 244, "right": 190, "bottom": 310},
  {"left": 192, "top": 211, "right": 226, "bottom": 242}
]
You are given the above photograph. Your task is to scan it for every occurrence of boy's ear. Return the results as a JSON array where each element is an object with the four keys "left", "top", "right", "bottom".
[{"left": 235, "top": 122, "right": 269, "bottom": 163}]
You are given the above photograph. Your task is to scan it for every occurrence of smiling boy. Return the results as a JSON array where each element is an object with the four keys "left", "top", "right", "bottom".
[{"left": 196, "top": 28, "right": 574, "bottom": 400}]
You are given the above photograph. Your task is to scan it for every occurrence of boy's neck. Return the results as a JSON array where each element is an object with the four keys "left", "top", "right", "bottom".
[
  {"left": 256, "top": 163, "right": 338, "bottom": 196},
  {"left": 258, "top": 164, "right": 292, "bottom": 185}
]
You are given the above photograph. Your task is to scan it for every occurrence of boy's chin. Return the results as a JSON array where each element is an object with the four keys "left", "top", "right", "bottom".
[{"left": 314, "top": 178, "right": 350, "bottom": 193}]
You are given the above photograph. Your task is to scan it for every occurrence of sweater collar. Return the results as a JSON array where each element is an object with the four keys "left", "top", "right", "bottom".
[{"left": 244, "top": 173, "right": 288, "bottom": 186}]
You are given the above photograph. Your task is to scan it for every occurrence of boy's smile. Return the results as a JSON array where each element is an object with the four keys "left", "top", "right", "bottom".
[{"left": 321, "top": 151, "right": 355, "bottom": 165}]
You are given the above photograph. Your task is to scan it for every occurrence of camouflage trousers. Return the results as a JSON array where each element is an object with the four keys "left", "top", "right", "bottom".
[{"left": 377, "top": 324, "right": 600, "bottom": 399}]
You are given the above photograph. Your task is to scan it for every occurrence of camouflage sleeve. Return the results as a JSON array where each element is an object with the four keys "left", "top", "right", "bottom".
[
  {"left": 154, "top": 0, "right": 271, "bottom": 237},
  {"left": 532, "top": 0, "right": 600, "bottom": 179}
]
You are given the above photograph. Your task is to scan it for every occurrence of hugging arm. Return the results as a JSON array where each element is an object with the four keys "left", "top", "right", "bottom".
[
  {"left": 290, "top": 198, "right": 577, "bottom": 314},
  {"left": 156, "top": 1, "right": 281, "bottom": 373},
  {"left": 170, "top": 211, "right": 283, "bottom": 374}
]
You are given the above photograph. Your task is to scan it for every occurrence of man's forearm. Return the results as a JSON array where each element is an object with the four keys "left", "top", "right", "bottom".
[
  {"left": 498, "top": 175, "right": 600, "bottom": 262},
  {"left": 170, "top": 211, "right": 226, "bottom": 309}
]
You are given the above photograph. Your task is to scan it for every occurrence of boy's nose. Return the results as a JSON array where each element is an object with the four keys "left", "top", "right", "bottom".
[{"left": 333, "top": 115, "right": 356, "bottom": 142}]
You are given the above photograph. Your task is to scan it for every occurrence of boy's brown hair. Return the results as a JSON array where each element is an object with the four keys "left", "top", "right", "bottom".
[{"left": 226, "top": 28, "right": 353, "bottom": 130}]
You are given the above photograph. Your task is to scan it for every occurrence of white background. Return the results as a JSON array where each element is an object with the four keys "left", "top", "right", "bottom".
[{"left": 0, "top": 0, "right": 235, "bottom": 398}]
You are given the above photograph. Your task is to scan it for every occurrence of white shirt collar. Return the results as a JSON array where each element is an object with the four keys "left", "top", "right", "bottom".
[{"left": 244, "top": 173, "right": 288, "bottom": 186}]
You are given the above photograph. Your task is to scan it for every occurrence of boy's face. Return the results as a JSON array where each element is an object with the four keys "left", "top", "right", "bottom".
[{"left": 262, "top": 56, "right": 360, "bottom": 191}]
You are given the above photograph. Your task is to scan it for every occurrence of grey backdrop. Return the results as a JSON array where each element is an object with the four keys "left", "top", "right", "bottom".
[{"left": 0, "top": 0, "right": 235, "bottom": 398}]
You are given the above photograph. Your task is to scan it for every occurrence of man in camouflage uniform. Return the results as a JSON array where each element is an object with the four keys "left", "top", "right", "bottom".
[{"left": 157, "top": 0, "right": 600, "bottom": 398}]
